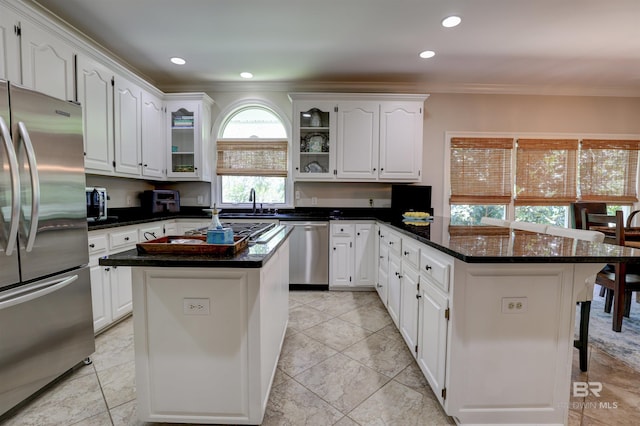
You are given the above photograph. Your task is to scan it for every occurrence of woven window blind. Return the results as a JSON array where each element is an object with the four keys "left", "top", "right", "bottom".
[
  {"left": 450, "top": 137, "right": 514, "bottom": 204},
  {"left": 515, "top": 139, "right": 578, "bottom": 206},
  {"left": 579, "top": 139, "right": 640, "bottom": 203},
  {"left": 216, "top": 139, "right": 288, "bottom": 177}
]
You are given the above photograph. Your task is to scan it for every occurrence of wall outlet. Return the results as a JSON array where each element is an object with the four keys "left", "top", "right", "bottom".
[
  {"left": 311, "top": 197, "right": 317, "bottom": 205},
  {"left": 501, "top": 297, "right": 528, "bottom": 314},
  {"left": 126, "top": 195, "right": 132, "bottom": 206},
  {"left": 183, "top": 298, "right": 210, "bottom": 315},
  {"left": 197, "top": 195, "right": 204, "bottom": 205},
  {"left": 295, "top": 190, "right": 300, "bottom": 200},
  {"left": 369, "top": 198, "right": 374, "bottom": 207}
]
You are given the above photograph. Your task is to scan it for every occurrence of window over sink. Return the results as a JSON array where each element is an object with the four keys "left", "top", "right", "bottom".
[{"left": 216, "top": 104, "right": 291, "bottom": 207}]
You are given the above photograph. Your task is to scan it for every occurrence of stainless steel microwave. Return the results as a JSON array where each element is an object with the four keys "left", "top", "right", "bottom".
[{"left": 86, "top": 187, "right": 107, "bottom": 222}]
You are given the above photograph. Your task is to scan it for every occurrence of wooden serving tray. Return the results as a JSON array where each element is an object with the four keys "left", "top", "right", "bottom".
[{"left": 136, "top": 235, "right": 248, "bottom": 256}]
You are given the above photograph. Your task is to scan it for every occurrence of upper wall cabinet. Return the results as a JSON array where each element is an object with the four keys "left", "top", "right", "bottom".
[
  {"left": 0, "top": 4, "right": 20, "bottom": 82},
  {"left": 289, "top": 93, "right": 428, "bottom": 182},
  {"left": 20, "top": 19, "right": 76, "bottom": 101},
  {"left": 165, "top": 93, "right": 214, "bottom": 182},
  {"left": 114, "top": 74, "right": 143, "bottom": 177},
  {"left": 291, "top": 100, "right": 337, "bottom": 180},
  {"left": 141, "top": 91, "right": 166, "bottom": 179},
  {"left": 77, "top": 53, "right": 115, "bottom": 174},
  {"left": 379, "top": 101, "right": 424, "bottom": 180}
]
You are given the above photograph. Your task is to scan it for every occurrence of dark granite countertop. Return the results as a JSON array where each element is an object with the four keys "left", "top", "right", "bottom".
[
  {"left": 88, "top": 207, "right": 390, "bottom": 230},
  {"left": 95, "top": 208, "right": 640, "bottom": 265},
  {"left": 99, "top": 225, "right": 294, "bottom": 268},
  {"left": 385, "top": 216, "right": 640, "bottom": 264}
]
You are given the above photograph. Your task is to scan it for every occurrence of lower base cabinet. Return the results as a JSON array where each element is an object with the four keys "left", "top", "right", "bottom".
[{"left": 417, "top": 278, "right": 448, "bottom": 406}]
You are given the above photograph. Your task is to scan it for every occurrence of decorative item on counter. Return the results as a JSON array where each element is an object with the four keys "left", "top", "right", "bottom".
[
  {"left": 402, "top": 211, "right": 432, "bottom": 226},
  {"left": 206, "top": 204, "right": 234, "bottom": 244}
]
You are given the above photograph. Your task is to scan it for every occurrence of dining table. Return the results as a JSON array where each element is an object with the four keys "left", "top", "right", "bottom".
[{"left": 590, "top": 225, "right": 640, "bottom": 331}]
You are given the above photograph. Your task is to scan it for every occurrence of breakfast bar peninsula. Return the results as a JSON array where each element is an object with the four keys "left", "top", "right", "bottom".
[{"left": 101, "top": 225, "right": 292, "bottom": 425}]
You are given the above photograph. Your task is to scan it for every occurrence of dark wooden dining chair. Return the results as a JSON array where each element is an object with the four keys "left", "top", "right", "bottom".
[
  {"left": 570, "top": 202, "right": 607, "bottom": 230},
  {"left": 582, "top": 209, "right": 640, "bottom": 331}
]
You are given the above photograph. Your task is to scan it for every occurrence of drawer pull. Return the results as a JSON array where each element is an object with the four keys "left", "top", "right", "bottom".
[
  {"left": 104, "top": 267, "right": 110, "bottom": 272},
  {"left": 404, "top": 251, "right": 409, "bottom": 256},
  {"left": 89, "top": 243, "right": 95, "bottom": 248},
  {"left": 416, "top": 294, "right": 422, "bottom": 299},
  {"left": 389, "top": 241, "right": 394, "bottom": 245},
  {"left": 376, "top": 283, "right": 382, "bottom": 288},
  {"left": 425, "top": 265, "right": 432, "bottom": 271}
]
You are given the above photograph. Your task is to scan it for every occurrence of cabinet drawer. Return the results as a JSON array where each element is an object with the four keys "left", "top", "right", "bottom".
[
  {"left": 88, "top": 234, "right": 108, "bottom": 255},
  {"left": 401, "top": 239, "right": 420, "bottom": 269},
  {"left": 139, "top": 225, "right": 163, "bottom": 241},
  {"left": 420, "top": 248, "right": 452, "bottom": 292},
  {"left": 386, "top": 231, "right": 402, "bottom": 257},
  {"left": 110, "top": 229, "right": 139, "bottom": 251},
  {"left": 331, "top": 223, "right": 354, "bottom": 237}
]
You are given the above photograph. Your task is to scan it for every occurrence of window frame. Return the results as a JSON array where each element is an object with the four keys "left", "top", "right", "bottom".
[{"left": 213, "top": 100, "right": 293, "bottom": 209}]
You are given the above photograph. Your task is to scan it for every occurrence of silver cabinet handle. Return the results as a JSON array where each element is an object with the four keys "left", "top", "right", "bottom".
[
  {"left": 18, "top": 122, "right": 40, "bottom": 253},
  {"left": 0, "top": 116, "right": 19, "bottom": 256}
]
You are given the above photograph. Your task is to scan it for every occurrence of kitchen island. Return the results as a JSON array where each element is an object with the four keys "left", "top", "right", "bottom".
[
  {"left": 378, "top": 218, "right": 640, "bottom": 426},
  {"left": 100, "top": 225, "right": 292, "bottom": 425},
  {"left": 102, "top": 218, "right": 640, "bottom": 425}
]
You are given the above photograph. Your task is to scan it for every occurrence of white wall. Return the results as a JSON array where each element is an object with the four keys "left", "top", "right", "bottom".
[{"left": 422, "top": 93, "right": 640, "bottom": 215}]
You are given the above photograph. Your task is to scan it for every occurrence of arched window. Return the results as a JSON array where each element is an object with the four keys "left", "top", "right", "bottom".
[{"left": 216, "top": 105, "right": 290, "bottom": 206}]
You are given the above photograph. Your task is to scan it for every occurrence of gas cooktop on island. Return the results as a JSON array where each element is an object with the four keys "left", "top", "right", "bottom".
[{"left": 185, "top": 222, "right": 282, "bottom": 244}]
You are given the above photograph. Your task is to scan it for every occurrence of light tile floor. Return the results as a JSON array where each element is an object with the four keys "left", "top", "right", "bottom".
[{"left": 2, "top": 290, "right": 639, "bottom": 425}]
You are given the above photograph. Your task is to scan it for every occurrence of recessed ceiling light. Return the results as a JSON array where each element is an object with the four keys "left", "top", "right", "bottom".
[
  {"left": 170, "top": 57, "right": 186, "bottom": 65},
  {"left": 240, "top": 72, "right": 253, "bottom": 79},
  {"left": 419, "top": 50, "right": 436, "bottom": 59},
  {"left": 442, "top": 15, "right": 461, "bottom": 28}
]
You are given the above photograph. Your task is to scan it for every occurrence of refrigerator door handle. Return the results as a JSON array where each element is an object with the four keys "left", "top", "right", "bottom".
[
  {"left": 0, "top": 274, "right": 78, "bottom": 311},
  {"left": 0, "top": 116, "right": 20, "bottom": 256},
  {"left": 17, "top": 121, "right": 40, "bottom": 253}
]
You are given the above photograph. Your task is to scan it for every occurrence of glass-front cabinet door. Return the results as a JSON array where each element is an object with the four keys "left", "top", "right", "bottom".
[
  {"left": 293, "top": 101, "right": 336, "bottom": 180},
  {"left": 168, "top": 103, "right": 198, "bottom": 177}
]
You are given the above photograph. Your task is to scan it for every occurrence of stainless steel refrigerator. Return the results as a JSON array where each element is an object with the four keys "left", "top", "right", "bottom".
[{"left": 0, "top": 80, "right": 94, "bottom": 416}]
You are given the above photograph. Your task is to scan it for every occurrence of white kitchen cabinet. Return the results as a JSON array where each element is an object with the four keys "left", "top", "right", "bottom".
[
  {"left": 141, "top": 90, "right": 166, "bottom": 179},
  {"left": 376, "top": 235, "right": 389, "bottom": 306},
  {"left": 399, "top": 239, "right": 421, "bottom": 355},
  {"left": 88, "top": 234, "right": 110, "bottom": 331},
  {"left": 114, "top": 75, "right": 142, "bottom": 176},
  {"left": 0, "top": 4, "right": 20, "bottom": 82},
  {"left": 418, "top": 278, "right": 449, "bottom": 407},
  {"left": 329, "top": 221, "right": 376, "bottom": 289},
  {"left": 291, "top": 99, "right": 336, "bottom": 180},
  {"left": 379, "top": 101, "right": 424, "bottom": 180},
  {"left": 88, "top": 224, "right": 141, "bottom": 333},
  {"left": 165, "top": 93, "right": 214, "bottom": 181},
  {"left": 162, "top": 220, "right": 178, "bottom": 235},
  {"left": 77, "top": 53, "right": 115, "bottom": 174},
  {"left": 19, "top": 19, "right": 75, "bottom": 101},
  {"left": 387, "top": 252, "right": 402, "bottom": 327},
  {"left": 289, "top": 93, "right": 427, "bottom": 182},
  {"left": 336, "top": 101, "right": 379, "bottom": 179},
  {"left": 139, "top": 223, "right": 163, "bottom": 241},
  {"left": 176, "top": 220, "right": 209, "bottom": 235}
]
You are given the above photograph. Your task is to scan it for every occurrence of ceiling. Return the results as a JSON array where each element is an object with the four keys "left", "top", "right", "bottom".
[{"left": 30, "top": 0, "right": 640, "bottom": 96}]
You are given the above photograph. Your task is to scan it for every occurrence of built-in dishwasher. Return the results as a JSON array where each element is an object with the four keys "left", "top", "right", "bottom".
[{"left": 280, "top": 221, "right": 329, "bottom": 289}]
